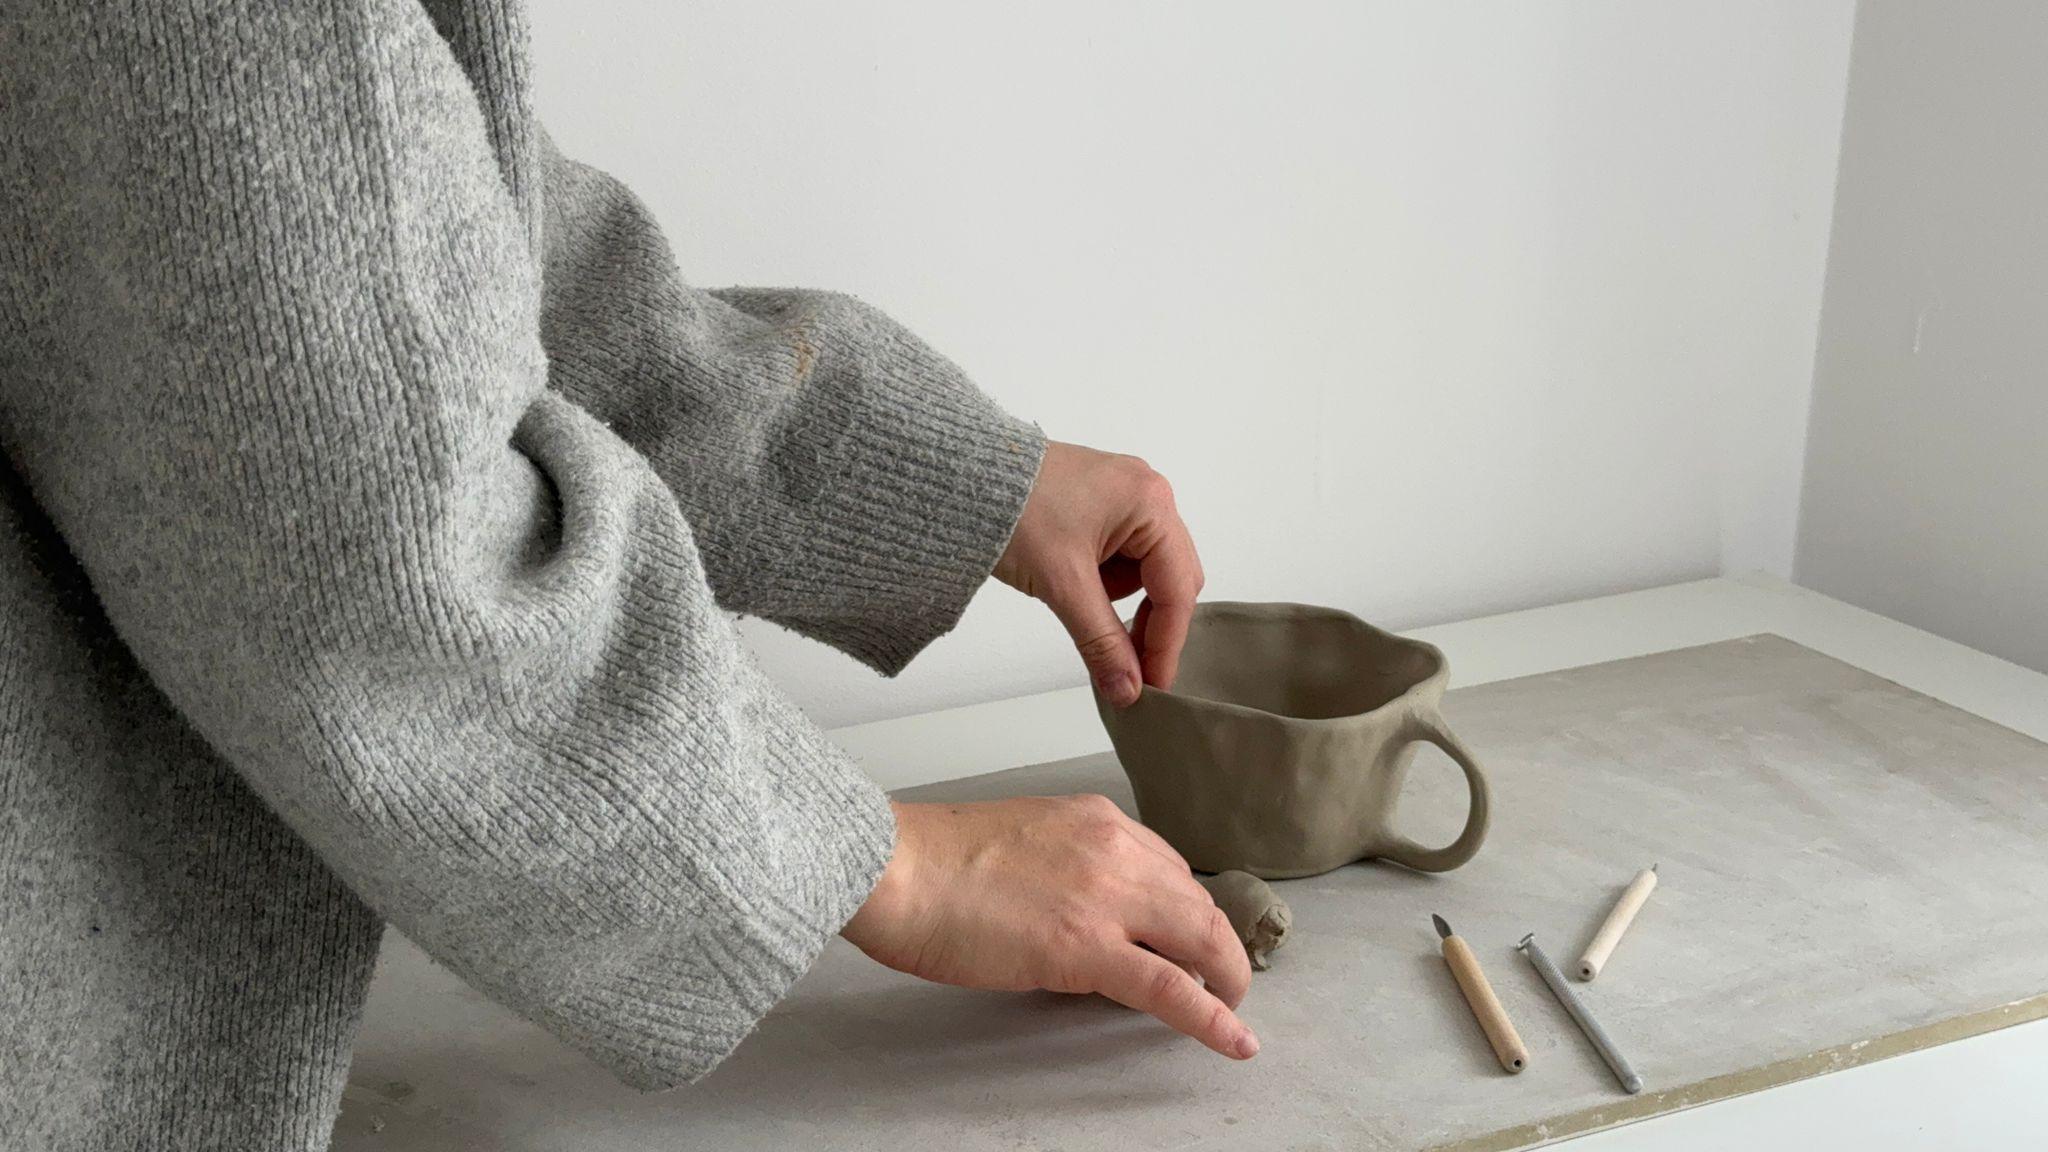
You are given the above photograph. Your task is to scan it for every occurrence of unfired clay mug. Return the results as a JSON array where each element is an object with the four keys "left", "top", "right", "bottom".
[{"left": 1095, "top": 601, "right": 1491, "bottom": 879}]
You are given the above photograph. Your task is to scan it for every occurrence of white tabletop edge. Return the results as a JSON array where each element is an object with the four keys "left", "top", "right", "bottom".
[{"left": 830, "top": 573, "right": 2048, "bottom": 792}]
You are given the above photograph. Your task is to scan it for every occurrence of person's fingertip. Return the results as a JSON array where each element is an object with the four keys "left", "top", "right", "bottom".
[
  {"left": 1234, "top": 1029, "right": 1261, "bottom": 1059},
  {"left": 1098, "top": 670, "right": 1139, "bottom": 707}
]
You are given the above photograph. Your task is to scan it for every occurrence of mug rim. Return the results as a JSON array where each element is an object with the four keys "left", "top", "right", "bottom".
[{"left": 1115, "top": 600, "right": 1450, "bottom": 727}]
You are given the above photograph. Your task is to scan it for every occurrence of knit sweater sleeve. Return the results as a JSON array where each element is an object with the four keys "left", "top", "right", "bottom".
[
  {"left": 535, "top": 134, "right": 1045, "bottom": 674},
  {"left": 0, "top": 2, "right": 928, "bottom": 1089}
]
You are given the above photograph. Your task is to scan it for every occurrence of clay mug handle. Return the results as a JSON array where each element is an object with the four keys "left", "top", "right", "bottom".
[{"left": 1377, "top": 709, "right": 1491, "bottom": 872}]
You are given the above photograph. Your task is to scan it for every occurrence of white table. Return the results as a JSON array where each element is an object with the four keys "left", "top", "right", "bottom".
[{"left": 348, "top": 574, "right": 2048, "bottom": 1149}]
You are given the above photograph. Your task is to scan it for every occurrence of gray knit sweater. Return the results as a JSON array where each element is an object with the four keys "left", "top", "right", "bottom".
[{"left": 0, "top": 2, "right": 1044, "bottom": 1148}]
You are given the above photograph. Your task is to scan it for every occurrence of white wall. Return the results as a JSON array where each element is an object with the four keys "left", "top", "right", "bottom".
[
  {"left": 1795, "top": 2, "right": 2048, "bottom": 676},
  {"left": 531, "top": 1, "right": 1856, "bottom": 727}
]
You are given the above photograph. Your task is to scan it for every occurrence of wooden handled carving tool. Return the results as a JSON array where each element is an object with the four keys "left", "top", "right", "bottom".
[
  {"left": 1432, "top": 914, "right": 1527, "bottom": 1073},
  {"left": 1519, "top": 933, "right": 1643, "bottom": 1094},
  {"left": 1578, "top": 864, "right": 1657, "bottom": 980}
]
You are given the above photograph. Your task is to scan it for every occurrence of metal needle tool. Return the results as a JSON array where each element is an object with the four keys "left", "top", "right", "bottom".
[{"left": 1518, "top": 933, "right": 1643, "bottom": 1094}]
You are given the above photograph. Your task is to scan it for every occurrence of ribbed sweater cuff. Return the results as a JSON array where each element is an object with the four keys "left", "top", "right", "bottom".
[
  {"left": 553, "top": 722, "right": 896, "bottom": 1091},
  {"left": 778, "top": 331, "right": 1045, "bottom": 675}
]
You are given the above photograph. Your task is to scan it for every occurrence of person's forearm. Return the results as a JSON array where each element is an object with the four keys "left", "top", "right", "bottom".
[{"left": 536, "top": 133, "right": 1044, "bottom": 674}]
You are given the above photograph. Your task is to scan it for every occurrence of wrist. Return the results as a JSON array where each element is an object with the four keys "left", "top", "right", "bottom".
[{"left": 843, "top": 801, "right": 923, "bottom": 949}]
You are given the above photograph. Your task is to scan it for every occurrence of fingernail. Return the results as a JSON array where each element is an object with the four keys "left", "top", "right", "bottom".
[
  {"left": 1099, "top": 671, "right": 1138, "bottom": 706},
  {"left": 1234, "top": 1029, "right": 1261, "bottom": 1059}
]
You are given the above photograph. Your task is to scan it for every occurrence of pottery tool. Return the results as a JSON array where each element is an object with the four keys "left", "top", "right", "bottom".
[
  {"left": 1518, "top": 933, "right": 1642, "bottom": 1094},
  {"left": 1578, "top": 864, "right": 1658, "bottom": 980},
  {"left": 1432, "top": 914, "right": 1527, "bottom": 1073}
]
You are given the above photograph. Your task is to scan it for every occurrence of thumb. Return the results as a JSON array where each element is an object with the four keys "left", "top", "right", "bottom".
[{"left": 1045, "top": 574, "right": 1143, "bottom": 708}]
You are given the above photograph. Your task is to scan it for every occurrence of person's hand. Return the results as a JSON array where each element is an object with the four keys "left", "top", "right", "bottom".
[
  {"left": 842, "top": 797, "right": 1259, "bottom": 1059},
  {"left": 997, "top": 442, "right": 1204, "bottom": 707}
]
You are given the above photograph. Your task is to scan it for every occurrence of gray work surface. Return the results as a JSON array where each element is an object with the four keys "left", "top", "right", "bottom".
[{"left": 335, "top": 635, "right": 2048, "bottom": 1151}]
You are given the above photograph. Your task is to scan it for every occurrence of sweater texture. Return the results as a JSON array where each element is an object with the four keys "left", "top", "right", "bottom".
[{"left": 0, "top": 2, "right": 1045, "bottom": 1148}]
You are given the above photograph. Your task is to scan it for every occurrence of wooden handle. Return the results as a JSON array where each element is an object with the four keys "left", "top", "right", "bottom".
[
  {"left": 1578, "top": 867, "right": 1658, "bottom": 981},
  {"left": 1442, "top": 935, "right": 1527, "bottom": 1073}
]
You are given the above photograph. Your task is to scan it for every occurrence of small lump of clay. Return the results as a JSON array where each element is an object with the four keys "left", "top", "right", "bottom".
[{"left": 1199, "top": 870, "right": 1292, "bottom": 971}]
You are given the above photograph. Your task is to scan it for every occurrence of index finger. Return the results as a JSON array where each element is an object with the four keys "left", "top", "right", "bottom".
[
  {"left": 1132, "top": 527, "right": 1201, "bottom": 689},
  {"left": 1130, "top": 891, "right": 1254, "bottom": 1010},
  {"left": 1093, "top": 946, "right": 1259, "bottom": 1060}
]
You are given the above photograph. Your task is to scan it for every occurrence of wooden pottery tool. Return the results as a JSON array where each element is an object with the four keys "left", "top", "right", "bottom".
[
  {"left": 1519, "top": 933, "right": 1643, "bottom": 1094},
  {"left": 1578, "top": 864, "right": 1658, "bottom": 980},
  {"left": 1432, "top": 914, "right": 1527, "bottom": 1073}
]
